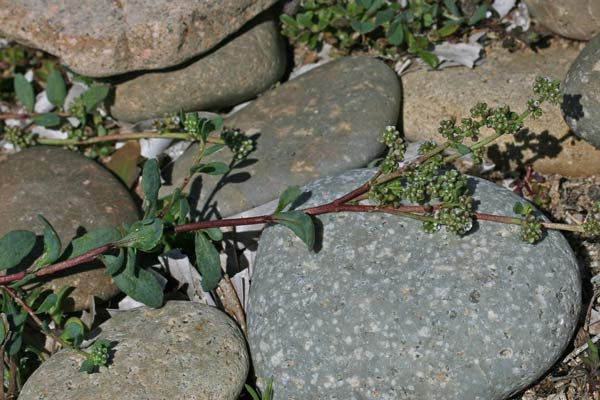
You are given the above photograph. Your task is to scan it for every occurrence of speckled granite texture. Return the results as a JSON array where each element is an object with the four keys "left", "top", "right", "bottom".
[
  {"left": 247, "top": 169, "right": 581, "bottom": 400},
  {"left": 563, "top": 33, "right": 600, "bottom": 149},
  {"left": 162, "top": 56, "right": 401, "bottom": 218},
  {"left": 18, "top": 302, "right": 249, "bottom": 400}
]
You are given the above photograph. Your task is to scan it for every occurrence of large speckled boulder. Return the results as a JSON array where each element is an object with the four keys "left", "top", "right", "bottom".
[
  {"left": 401, "top": 42, "right": 600, "bottom": 177},
  {"left": 162, "top": 56, "right": 401, "bottom": 217},
  {"left": 247, "top": 169, "right": 581, "bottom": 400},
  {"left": 0, "top": 0, "right": 277, "bottom": 77},
  {"left": 18, "top": 302, "right": 249, "bottom": 400},
  {"left": 524, "top": 0, "right": 600, "bottom": 41},
  {"left": 110, "top": 13, "right": 286, "bottom": 122},
  {"left": 562, "top": 33, "right": 600, "bottom": 149},
  {"left": 0, "top": 147, "right": 139, "bottom": 310}
]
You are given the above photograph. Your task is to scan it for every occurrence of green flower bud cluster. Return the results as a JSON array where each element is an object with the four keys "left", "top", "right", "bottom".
[
  {"left": 183, "top": 117, "right": 200, "bottom": 137},
  {"left": 470, "top": 102, "right": 491, "bottom": 118},
  {"left": 532, "top": 76, "right": 562, "bottom": 105},
  {"left": 423, "top": 195, "right": 474, "bottom": 235},
  {"left": 91, "top": 343, "right": 109, "bottom": 366},
  {"left": 428, "top": 169, "right": 468, "bottom": 203},
  {"left": 470, "top": 147, "right": 485, "bottom": 165},
  {"left": 221, "top": 128, "right": 254, "bottom": 161},
  {"left": 514, "top": 202, "right": 543, "bottom": 244},
  {"left": 526, "top": 99, "right": 543, "bottom": 119},
  {"left": 418, "top": 141, "right": 438, "bottom": 155},
  {"left": 438, "top": 118, "right": 481, "bottom": 143},
  {"left": 68, "top": 98, "right": 86, "bottom": 122},
  {"left": 4, "top": 125, "right": 36, "bottom": 148},
  {"left": 583, "top": 202, "right": 600, "bottom": 237},
  {"left": 380, "top": 126, "right": 407, "bottom": 174},
  {"left": 484, "top": 105, "right": 522, "bottom": 135},
  {"left": 153, "top": 113, "right": 180, "bottom": 135}
]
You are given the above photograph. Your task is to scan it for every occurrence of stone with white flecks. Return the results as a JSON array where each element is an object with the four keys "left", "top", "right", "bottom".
[
  {"left": 562, "top": 33, "right": 600, "bottom": 149},
  {"left": 247, "top": 169, "right": 581, "bottom": 400},
  {"left": 18, "top": 302, "right": 249, "bottom": 400}
]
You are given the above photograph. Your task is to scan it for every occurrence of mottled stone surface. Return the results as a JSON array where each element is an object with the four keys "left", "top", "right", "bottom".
[
  {"left": 563, "top": 33, "right": 600, "bottom": 149},
  {"left": 524, "top": 0, "right": 600, "bottom": 41},
  {"left": 18, "top": 301, "right": 249, "bottom": 400},
  {"left": 163, "top": 56, "right": 400, "bottom": 217},
  {"left": 402, "top": 42, "right": 600, "bottom": 177},
  {"left": 0, "top": 0, "right": 277, "bottom": 77},
  {"left": 0, "top": 147, "right": 139, "bottom": 310},
  {"left": 111, "top": 13, "right": 286, "bottom": 122},
  {"left": 247, "top": 169, "right": 581, "bottom": 400}
]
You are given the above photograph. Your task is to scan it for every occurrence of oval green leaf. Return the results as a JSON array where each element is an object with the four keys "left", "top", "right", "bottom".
[
  {"left": 14, "top": 73, "right": 34, "bottom": 113},
  {"left": 273, "top": 211, "right": 315, "bottom": 250},
  {"left": 195, "top": 232, "right": 222, "bottom": 291},
  {"left": 0, "top": 230, "right": 36, "bottom": 270},
  {"left": 46, "top": 68, "right": 67, "bottom": 108}
]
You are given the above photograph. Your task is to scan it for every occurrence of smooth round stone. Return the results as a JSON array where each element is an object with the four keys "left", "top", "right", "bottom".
[
  {"left": 0, "top": 0, "right": 277, "bottom": 77},
  {"left": 247, "top": 169, "right": 581, "bottom": 400},
  {"left": 524, "top": 0, "right": 600, "bottom": 41},
  {"left": 18, "top": 301, "right": 249, "bottom": 400},
  {"left": 0, "top": 147, "right": 139, "bottom": 310},
  {"left": 163, "top": 56, "right": 401, "bottom": 217},
  {"left": 563, "top": 33, "right": 600, "bottom": 149},
  {"left": 401, "top": 41, "right": 600, "bottom": 177},
  {"left": 111, "top": 12, "right": 287, "bottom": 122}
]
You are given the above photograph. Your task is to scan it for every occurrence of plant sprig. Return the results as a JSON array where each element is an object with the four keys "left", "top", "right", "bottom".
[{"left": 0, "top": 76, "right": 595, "bottom": 383}]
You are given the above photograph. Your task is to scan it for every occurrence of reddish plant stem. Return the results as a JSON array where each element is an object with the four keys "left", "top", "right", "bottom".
[
  {"left": 0, "top": 112, "right": 70, "bottom": 120},
  {"left": 0, "top": 244, "right": 113, "bottom": 285}
]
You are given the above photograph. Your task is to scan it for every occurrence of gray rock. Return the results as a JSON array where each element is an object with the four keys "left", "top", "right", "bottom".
[
  {"left": 402, "top": 42, "right": 600, "bottom": 177},
  {"left": 18, "top": 301, "right": 249, "bottom": 400},
  {"left": 0, "top": 147, "right": 139, "bottom": 311},
  {"left": 524, "top": 0, "right": 600, "bottom": 41},
  {"left": 247, "top": 169, "right": 581, "bottom": 400},
  {"left": 163, "top": 56, "right": 401, "bottom": 217},
  {"left": 563, "top": 33, "right": 600, "bottom": 149},
  {"left": 0, "top": 0, "right": 277, "bottom": 77},
  {"left": 110, "top": 12, "right": 286, "bottom": 123}
]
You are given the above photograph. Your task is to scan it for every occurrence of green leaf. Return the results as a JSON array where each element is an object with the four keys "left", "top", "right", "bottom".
[
  {"left": 296, "top": 11, "right": 314, "bottom": 28},
  {"left": 14, "top": 73, "right": 34, "bottom": 113},
  {"left": 79, "top": 358, "right": 96, "bottom": 374},
  {"left": 0, "top": 319, "right": 5, "bottom": 344},
  {"left": 387, "top": 21, "right": 405, "bottom": 45},
  {"left": 417, "top": 50, "right": 439, "bottom": 68},
  {"left": 280, "top": 14, "right": 298, "bottom": 27},
  {"left": 451, "top": 143, "right": 471, "bottom": 155},
  {"left": 80, "top": 84, "right": 110, "bottom": 112},
  {"left": 204, "top": 228, "right": 223, "bottom": 242},
  {"left": 113, "top": 248, "right": 163, "bottom": 308},
  {"left": 117, "top": 218, "right": 163, "bottom": 252},
  {"left": 202, "top": 143, "right": 225, "bottom": 158},
  {"left": 35, "top": 293, "right": 57, "bottom": 314},
  {"left": 35, "top": 215, "right": 61, "bottom": 268},
  {"left": 60, "top": 317, "right": 85, "bottom": 345},
  {"left": 141, "top": 158, "right": 161, "bottom": 218},
  {"left": 9, "top": 274, "right": 37, "bottom": 290},
  {"left": 356, "top": 0, "right": 373, "bottom": 9},
  {"left": 275, "top": 185, "right": 302, "bottom": 214},
  {"left": 51, "top": 285, "right": 73, "bottom": 323},
  {"left": 100, "top": 249, "right": 125, "bottom": 276},
  {"left": 0, "top": 230, "right": 36, "bottom": 270},
  {"left": 513, "top": 202, "right": 524, "bottom": 215},
  {"left": 273, "top": 211, "right": 315, "bottom": 250},
  {"left": 32, "top": 112, "right": 62, "bottom": 127},
  {"left": 210, "top": 115, "right": 224, "bottom": 131},
  {"left": 351, "top": 19, "right": 376, "bottom": 34},
  {"left": 46, "top": 68, "right": 66, "bottom": 108},
  {"left": 68, "top": 227, "right": 121, "bottom": 258},
  {"left": 8, "top": 334, "right": 22, "bottom": 356},
  {"left": 468, "top": 4, "right": 488, "bottom": 25},
  {"left": 365, "top": 0, "right": 383, "bottom": 15},
  {"left": 374, "top": 9, "right": 394, "bottom": 26},
  {"left": 194, "top": 232, "right": 222, "bottom": 292},
  {"left": 444, "top": 0, "right": 461, "bottom": 17},
  {"left": 438, "top": 22, "right": 459, "bottom": 37},
  {"left": 189, "top": 162, "right": 229, "bottom": 176}
]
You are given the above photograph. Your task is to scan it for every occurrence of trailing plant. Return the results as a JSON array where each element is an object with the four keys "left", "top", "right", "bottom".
[
  {"left": 280, "top": 0, "right": 495, "bottom": 67},
  {"left": 0, "top": 75, "right": 598, "bottom": 397}
]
